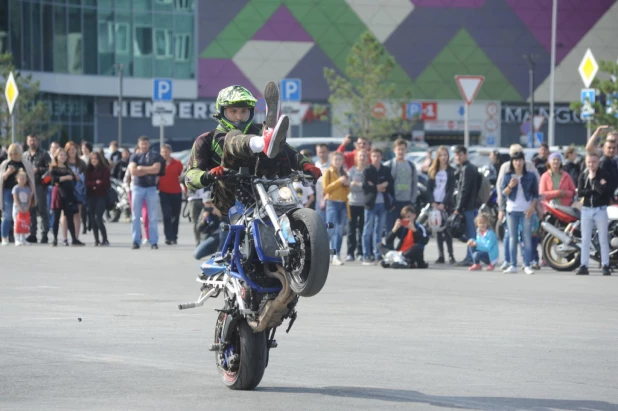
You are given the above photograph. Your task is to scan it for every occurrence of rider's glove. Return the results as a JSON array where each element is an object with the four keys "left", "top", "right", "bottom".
[
  {"left": 199, "top": 166, "right": 225, "bottom": 186},
  {"left": 209, "top": 166, "right": 226, "bottom": 178},
  {"left": 303, "top": 163, "right": 322, "bottom": 180}
]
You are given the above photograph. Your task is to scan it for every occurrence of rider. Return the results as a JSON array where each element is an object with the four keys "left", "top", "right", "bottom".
[{"left": 185, "top": 83, "right": 322, "bottom": 214}]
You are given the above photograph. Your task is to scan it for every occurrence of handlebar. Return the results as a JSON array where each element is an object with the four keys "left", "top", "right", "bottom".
[{"left": 212, "top": 170, "right": 314, "bottom": 184}]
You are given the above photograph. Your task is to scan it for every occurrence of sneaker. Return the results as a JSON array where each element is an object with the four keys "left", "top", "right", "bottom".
[
  {"left": 101, "top": 240, "right": 110, "bottom": 246},
  {"left": 1, "top": 239, "right": 8, "bottom": 246},
  {"left": 132, "top": 242, "right": 140, "bottom": 250},
  {"left": 142, "top": 238, "right": 149, "bottom": 245},
  {"left": 576, "top": 265, "right": 589, "bottom": 275},
  {"left": 40, "top": 235, "right": 49, "bottom": 244},
  {"left": 26, "top": 235, "right": 37, "bottom": 243},
  {"left": 15, "top": 240, "right": 22, "bottom": 246},
  {"left": 345, "top": 255, "right": 355, "bottom": 262},
  {"left": 524, "top": 266, "right": 535, "bottom": 275},
  {"left": 151, "top": 244, "right": 158, "bottom": 250},
  {"left": 331, "top": 255, "right": 343, "bottom": 266},
  {"left": 362, "top": 258, "right": 375, "bottom": 266},
  {"left": 62, "top": 239, "right": 69, "bottom": 247},
  {"left": 503, "top": 266, "right": 518, "bottom": 274},
  {"left": 602, "top": 265, "right": 611, "bottom": 276},
  {"left": 72, "top": 240, "right": 86, "bottom": 247},
  {"left": 455, "top": 260, "right": 473, "bottom": 267},
  {"left": 263, "top": 115, "right": 289, "bottom": 159},
  {"left": 531, "top": 261, "right": 540, "bottom": 270},
  {"left": 165, "top": 240, "right": 172, "bottom": 245},
  {"left": 448, "top": 256, "right": 456, "bottom": 265},
  {"left": 500, "top": 261, "right": 510, "bottom": 270},
  {"left": 435, "top": 256, "right": 445, "bottom": 264},
  {"left": 486, "top": 264, "right": 495, "bottom": 271},
  {"left": 468, "top": 263, "right": 482, "bottom": 271},
  {"left": 263, "top": 81, "right": 280, "bottom": 129}
]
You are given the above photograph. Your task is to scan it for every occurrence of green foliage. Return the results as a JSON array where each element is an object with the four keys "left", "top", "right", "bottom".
[
  {"left": 324, "top": 31, "right": 413, "bottom": 140},
  {"left": 570, "top": 59, "right": 618, "bottom": 130},
  {"left": 0, "top": 52, "right": 58, "bottom": 146}
]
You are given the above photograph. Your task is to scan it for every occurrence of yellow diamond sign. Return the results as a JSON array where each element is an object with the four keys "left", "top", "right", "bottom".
[
  {"left": 4, "top": 71, "right": 19, "bottom": 115},
  {"left": 578, "top": 48, "right": 598, "bottom": 88}
]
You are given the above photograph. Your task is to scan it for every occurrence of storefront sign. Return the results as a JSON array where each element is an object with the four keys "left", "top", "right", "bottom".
[
  {"left": 111, "top": 100, "right": 217, "bottom": 119},
  {"left": 501, "top": 104, "right": 583, "bottom": 124}
]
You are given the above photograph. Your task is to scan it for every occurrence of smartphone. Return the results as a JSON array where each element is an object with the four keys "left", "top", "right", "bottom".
[{"left": 400, "top": 219, "right": 410, "bottom": 226}]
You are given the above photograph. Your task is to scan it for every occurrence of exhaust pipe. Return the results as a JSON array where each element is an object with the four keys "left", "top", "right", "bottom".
[
  {"left": 541, "top": 222, "right": 573, "bottom": 245},
  {"left": 247, "top": 264, "right": 296, "bottom": 333}
]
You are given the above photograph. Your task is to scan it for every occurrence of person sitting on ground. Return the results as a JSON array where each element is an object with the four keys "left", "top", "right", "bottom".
[
  {"left": 194, "top": 191, "right": 225, "bottom": 260},
  {"left": 379, "top": 205, "right": 429, "bottom": 269},
  {"left": 467, "top": 213, "right": 499, "bottom": 271},
  {"left": 184, "top": 83, "right": 321, "bottom": 214}
]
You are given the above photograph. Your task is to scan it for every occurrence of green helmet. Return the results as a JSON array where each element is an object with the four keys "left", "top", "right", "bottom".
[{"left": 215, "top": 85, "right": 257, "bottom": 132}]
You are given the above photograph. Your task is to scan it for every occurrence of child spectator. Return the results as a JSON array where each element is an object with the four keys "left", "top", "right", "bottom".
[
  {"left": 467, "top": 213, "right": 499, "bottom": 271},
  {"left": 12, "top": 170, "right": 34, "bottom": 246},
  {"left": 379, "top": 205, "right": 429, "bottom": 269}
]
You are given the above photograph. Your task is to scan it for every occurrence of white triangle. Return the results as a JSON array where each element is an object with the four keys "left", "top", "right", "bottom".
[
  {"left": 456, "top": 76, "right": 484, "bottom": 104},
  {"left": 533, "top": 115, "right": 545, "bottom": 131}
]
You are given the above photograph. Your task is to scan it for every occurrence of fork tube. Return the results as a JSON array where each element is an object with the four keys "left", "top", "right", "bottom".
[{"left": 255, "top": 183, "right": 288, "bottom": 247}]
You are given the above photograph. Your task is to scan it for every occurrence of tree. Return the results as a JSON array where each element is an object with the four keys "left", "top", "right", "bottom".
[
  {"left": 0, "top": 52, "right": 58, "bottom": 146},
  {"left": 570, "top": 59, "right": 618, "bottom": 130},
  {"left": 324, "top": 31, "right": 413, "bottom": 140}
]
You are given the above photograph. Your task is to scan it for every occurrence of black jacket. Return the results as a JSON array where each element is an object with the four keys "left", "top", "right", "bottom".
[
  {"left": 112, "top": 159, "right": 129, "bottom": 181},
  {"left": 426, "top": 165, "right": 456, "bottom": 209},
  {"left": 24, "top": 148, "right": 51, "bottom": 186},
  {"left": 578, "top": 168, "right": 612, "bottom": 208},
  {"left": 455, "top": 160, "right": 478, "bottom": 212},
  {"left": 599, "top": 156, "right": 618, "bottom": 189},
  {"left": 362, "top": 164, "right": 394, "bottom": 210},
  {"left": 385, "top": 222, "right": 429, "bottom": 251}
]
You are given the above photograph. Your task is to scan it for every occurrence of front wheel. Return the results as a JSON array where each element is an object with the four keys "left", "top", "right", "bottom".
[
  {"left": 542, "top": 233, "right": 580, "bottom": 272},
  {"left": 288, "top": 208, "right": 330, "bottom": 297}
]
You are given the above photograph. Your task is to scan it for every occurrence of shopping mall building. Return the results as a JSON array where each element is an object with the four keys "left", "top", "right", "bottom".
[{"left": 2, "top": 0, "right": 618, "bottom": 148}]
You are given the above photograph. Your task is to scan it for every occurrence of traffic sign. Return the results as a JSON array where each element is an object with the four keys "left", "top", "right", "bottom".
[
  {"left": 421, "top": 102, "right": 437, "bottom": 120},
  {"left": 455, "top": 75, "right": 485, "bottom": 105},
  {"left": 533, "top": 115, "right": 545, "bottom": 131},
  {"left": 4, "top": 71, "right": 19, "bottom": 115},
  {"left": 486, "top": 135, "right": 496, "bottom": 146},
  {"left": 578, "top": 49, "right": 598, "bottom": 88},
  {"left": 407, "top": 102, "right": 421, "bottom": 119},
  {"left": 580, "top": 88, "right": 595, "bottom": 119},
  {"left": 280, "top": 78, "right": 301, "bottom": 101},
  {"left": 152, "top": 101, "right": 175, "bottom": 127},
  {"left": 153, "top": 78, "right": 173, "bottom": 101},
  {"left": 606, "top": 93, "right": 618, "bottom": 118},
  {"left": 372, "top": 102, "right": 386, "bottom": 118}
]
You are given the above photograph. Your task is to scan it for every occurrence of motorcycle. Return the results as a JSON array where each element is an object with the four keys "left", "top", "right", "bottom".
[
  {"left": 178, "top": 168, "right": 330, "bottom": 390},
  {"left": 109, "top": 178, "right": 130, "bottom": 222},
  {"left": 541, "top": 203, "right": 618, "bottom": 271}
]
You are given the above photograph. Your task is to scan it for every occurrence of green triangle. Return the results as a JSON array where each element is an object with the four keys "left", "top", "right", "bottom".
[
  {"left": 415, "top": 28, "right": 521, "bottom": 100},
  {"left": 201, "top": 40, "right": 230, "bottom": 59}
]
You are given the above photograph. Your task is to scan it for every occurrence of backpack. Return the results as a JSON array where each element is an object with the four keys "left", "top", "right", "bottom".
[{"left": 476, "top": 170, "right": 491, "bottom": 206}]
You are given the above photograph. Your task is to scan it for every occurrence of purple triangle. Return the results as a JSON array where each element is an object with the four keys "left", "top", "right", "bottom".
[
  {"left": 252, "top": 5, "right": 313, "bottom": 42},
  {"left": 198, "top": 59, "right": 262, "bottom": 98}
]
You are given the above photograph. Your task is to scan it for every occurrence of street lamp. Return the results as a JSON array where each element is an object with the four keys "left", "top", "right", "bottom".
[
  {"left": 524, "top": 54, "right": 537, "bottom": 148},
  {"left": 113, "top": 63, "right": 124, "bottom": 147},
  {"left": 548, "top": 0, "right": 558, "bottom": 147}
]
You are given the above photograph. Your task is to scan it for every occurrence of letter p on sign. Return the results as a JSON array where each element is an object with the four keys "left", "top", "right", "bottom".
[
  {"left": 153, "top": 78, "right": 173, "bottom": 101},
  {"left": 280, "top": 78, "right": 301, "bottom": 102}
]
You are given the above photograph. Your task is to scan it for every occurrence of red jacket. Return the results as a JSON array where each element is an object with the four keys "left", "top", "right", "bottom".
[
  {"left": 158, "top": 157, "right": 183, "bottom": 194},
  {"left": 539, "top": 169, "right": 576, "bottom": 206},
  {"left": 336, "top": 143, "right": 360, "bottom": 170},
  {"left": 86, "top": 166, "right": 111, "bottom": 198}
]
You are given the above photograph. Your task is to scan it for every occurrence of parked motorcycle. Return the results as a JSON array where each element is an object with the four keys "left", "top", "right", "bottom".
[
  {"left": 178, "top": 168, "right": 330, "bottom": 390},
  {"left": 542, "top": 204, "right": 618, "bottom": 271},
  {"left": 109, "top": 178, "right": 130, "bottom": 222}
]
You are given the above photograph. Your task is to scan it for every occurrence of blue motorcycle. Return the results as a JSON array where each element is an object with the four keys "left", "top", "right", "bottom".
[{"left": 179, "top": 168, "right": 329, "bottom": 390}]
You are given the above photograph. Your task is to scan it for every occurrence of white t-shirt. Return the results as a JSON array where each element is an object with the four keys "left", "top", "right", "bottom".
[
  {"left": 433, "top": 170, "right": 447, "bottom": 203},
  {"left": 506, "top": 175, "right": 530, "bottom": 212},
  {"left": 293, "top": 181, "right": 314, "bottom": 207}
]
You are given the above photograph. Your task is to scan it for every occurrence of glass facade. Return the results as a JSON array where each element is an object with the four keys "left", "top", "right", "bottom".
[
  {"left": 37, "top": 93, "right": 96, "bottom": 143},
  {"left": 4, "top": 0, "right": 195, "bottom": 79}
]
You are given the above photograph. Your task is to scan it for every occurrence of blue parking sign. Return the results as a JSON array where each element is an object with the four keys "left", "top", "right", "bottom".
[
  {"left": 153, "top": 78, "right": 173, "bottom": 101},
  {"left": 280, "top": 79, "right": 301, "bottom": 101},
  {"left": 407, "top": 102, "right": 421, "bottom": 119}
]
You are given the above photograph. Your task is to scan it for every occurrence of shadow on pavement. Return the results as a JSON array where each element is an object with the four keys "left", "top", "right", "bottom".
[{"left": 260, "top": 386, "right": 617, "bottom": 411}]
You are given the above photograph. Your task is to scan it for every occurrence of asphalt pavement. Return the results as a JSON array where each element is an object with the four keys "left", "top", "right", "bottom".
[{"left": 1, "top": 220, "right": 617, "bottom": 410}]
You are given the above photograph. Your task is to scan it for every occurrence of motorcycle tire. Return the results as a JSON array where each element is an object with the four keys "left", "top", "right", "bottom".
[
  {"left": 288, "top": 208, "right": 330, "bottom": 297},
  {"left": 542, "top": 233, "right": 580, "bottom": 272},
  {"left": 219, "top": 319, "right": 267, "bottom": 390}
]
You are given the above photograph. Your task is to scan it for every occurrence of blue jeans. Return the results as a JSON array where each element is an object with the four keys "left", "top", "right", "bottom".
[
  {"left": 503, "top": 227, "right": 510, "bottom": 264},
  {"left": 463, "top": 209, "right": 477, "bottom": 262},
  {"left": 326, "top": 200, "right": 347, "bottom": 256},
  {"left": 471, "top": 248, "right": 491, "bottom": 265},
  {"left": 363, "top": 203, "right": 387, "bottom": 259},
  {"left": 580, "top": 206, "right": 609, "bottom": 267},
  {"left": 1, "top": 189, "right": 14, "bottom": 238},
  {"left": 194, "top": 230, "right": 226, "bottom": 260},
  {"left": 131, "top": 185, "right": 159, "bottom": 245},
  {"left": 507, "top": 211, "right": 532, "bottom": 268},
  {"left": 47, "top": 186, "right": 54, "bottom": 229}
]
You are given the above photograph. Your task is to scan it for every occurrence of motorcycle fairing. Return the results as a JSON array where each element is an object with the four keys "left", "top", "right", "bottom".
[{"left": 252, "top": 220, "right": 283, "bottom": 263}]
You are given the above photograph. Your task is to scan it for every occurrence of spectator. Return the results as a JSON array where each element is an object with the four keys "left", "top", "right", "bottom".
[
  {"left": 112, "top": 148, "right": 131, "bottom": 180},
  {"left": 576, "top": 153, "right": 611, "bottom": 276},
  {"left": 125, "top": 146, "right": 150, "bottom": 244},
  {"left": 467, "top": 213, "right": 499, "bottom": 271},
  {"left": 47, "top": 141, "right": 60, "bottom": 229},
  {"left": 49, "top": 149, "right": 85, "bottom": 247},
  {"left": 598, "top": 138, "right": 618, "bottom": 190},
  {"left": 85, "top": 151, "right": 111, "bottom": 246},
  {"left": 379, "top": 205, "right": 429, "bottom": 269},
  {"left": 496, "top": 144, "right": 540, "bottom": 270},
  {"left": 346, "top": 150, "right": 368, "bottom": 262},
  {"left": 532, "top": 143, "right": 549, "bottom": 176},
  {"left": 489, "top": 149, "right": 503, "bottom": 176},
  {"left": 24, "top": 134, "right": 51, "bottom": 244},
  {"left": 12, "top": 170, "right": 34, "bottom": 246},
  {"left": 300, "top": 149, "right": 313, "bottom": 159},
  {"left": 384, "top": 138, "right": 418, "bottom": 231},
  {"left": 562, "top": 146, "right": 581, "bottom": 186},
  {"left": 584, "top": 125, "right": 614, "bottom": 157},
  {"left": 453, "top": 145, "right": 479, "bottom": 267},
  {"left": 314, "top": 143, "right": 331, "bottom": 222},
  {"left": 323, "top": 151, "right": 350, "bottom": 266},
  {"left": 1, "top": 144, "right": 36, "bottom": 246},
  {"left": 421, "top": 149, "right": 433, "bottom": 175},
  {"left": 187, "top": 188, "right": 205, "bottom": 246},
  {"left": 108, "top": 141, "right": 122, "bottom": 164},
  {"left": 194, "top": 191, "right": 226, "bottom": 260},
  {"left": 337, "top": 134, "right": 370, "bottom": 170},
  {"left": 48, "top": 141, "right": 60, "bottom": 157},
  {"left": 80, "top": 142, "right": 93, "bottom": 164},
  {"left": 426, "top": 145, "right": 456, "bottom": 264},
  {"left": 500, "top": 151, "right": 538, "bottom": 275},
  {"left": 64, "top": 141, "right": 87, "bottom": 241},
  {"left": 539, "top": 152, "right": 576, "bottom": 207},
  {"left": 129, "top": 136, "right": 162, "bottom": 250},
  {"left": 314, "top": 144, "right": 330, "bottom": 171},
  {"left": 97, "top": 148, "right": 111, "bottom": 168},
  {"left": 362, "top": 148, "right": 394, "bottom": 265},
  {"left": 293, "top": 180, "right": 314, "bottom": 208},
  {"left": 158, "top": 144, "right": 183, "bottom": 245}
]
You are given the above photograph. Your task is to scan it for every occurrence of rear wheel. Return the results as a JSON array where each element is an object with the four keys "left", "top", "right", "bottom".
[
  {"left": 288, "top": 208, "right": 329, "bottom": 297},
  {"left": 542, "top": 233, "right": 580, "bottom": 272}
]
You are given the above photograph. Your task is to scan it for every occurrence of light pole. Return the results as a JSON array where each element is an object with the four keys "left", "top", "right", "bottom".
[
  {"left": 524, "top": 54, "right": 537, "bottom": 148},
  {"left": 113, "top": 64, "right": 124, "bottom": 147},
  {"left": 548, "top": 0, "right": 558, "bottom": 147}
]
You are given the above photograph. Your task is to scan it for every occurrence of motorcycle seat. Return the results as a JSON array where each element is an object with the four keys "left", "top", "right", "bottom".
[{"left": 552, "top": 204, "right": 581, "bottom": 220}]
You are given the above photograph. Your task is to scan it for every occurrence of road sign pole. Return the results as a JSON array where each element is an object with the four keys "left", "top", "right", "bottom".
[
  {"left": 160, "top": 121, "right": 164, "bottom": 149},
  {"left": 11, "top": 112, "right": 16, "bottom": 144},
  {"left": 464, "top": 103, "right": 469, "bottom": 147},
  {"left": 587, "top": 118, "right": 591, "bottom": 139}
]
